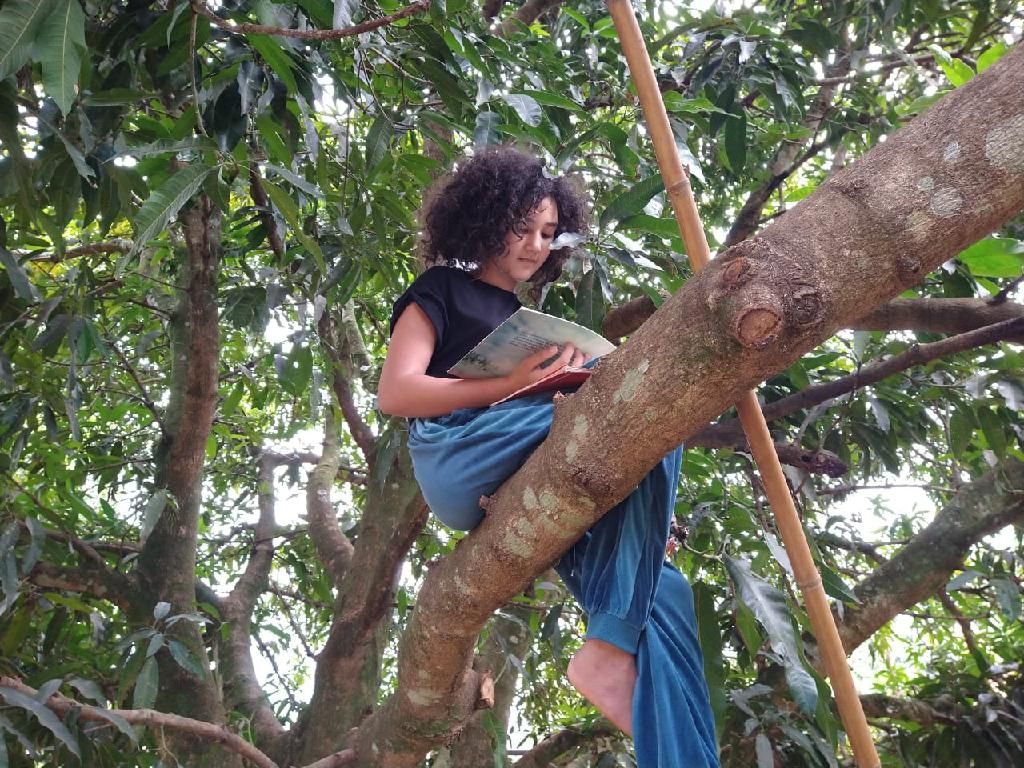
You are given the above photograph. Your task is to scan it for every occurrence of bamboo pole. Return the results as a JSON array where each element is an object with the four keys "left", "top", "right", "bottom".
[{"left": 604, "top": 2, "right": 881, "bottom": 766}]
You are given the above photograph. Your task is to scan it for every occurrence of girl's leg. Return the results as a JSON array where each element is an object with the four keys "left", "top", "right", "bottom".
[{"left": 556, "top": 447, "right": 719, "bottom": 767}]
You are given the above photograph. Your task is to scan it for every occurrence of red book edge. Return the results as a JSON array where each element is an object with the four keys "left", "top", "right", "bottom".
[{"left": 493, "top": 366, "right": 592, "bottom": 404}]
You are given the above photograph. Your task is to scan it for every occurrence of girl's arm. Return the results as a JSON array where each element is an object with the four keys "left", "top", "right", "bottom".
[{"left": 378, "top": 303, "right": 583, "bottom": 418}]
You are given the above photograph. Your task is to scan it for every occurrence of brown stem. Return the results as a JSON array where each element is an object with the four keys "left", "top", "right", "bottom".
[
  {"left": 0, "top": 677, "right": 277, "bottom": 768},
  {"left": 694, "top": 317, "right": 1024, "bottom": 449}
]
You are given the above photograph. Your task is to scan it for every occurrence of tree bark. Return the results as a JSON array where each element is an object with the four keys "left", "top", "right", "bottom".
[
  {"left": 295, "top": 446, "right": 428, "bottom": 764},
  {"left": 349, "top": 42, "right": 1024, "bottom": 767},
  {"left": 838, "top": 457, "right": 1024, "bottom": 653},
  {"left": 134, "top": 197, "right": 239, "bottom": 767}
]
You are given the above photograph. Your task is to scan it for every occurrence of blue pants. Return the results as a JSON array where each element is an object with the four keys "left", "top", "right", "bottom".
[{"left": 409, "top": 392, "right": 719, "bottom": 767}]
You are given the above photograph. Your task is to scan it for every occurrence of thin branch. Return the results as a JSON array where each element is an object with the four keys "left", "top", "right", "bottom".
[
  {"left": 694, "top": 317, "right": 1024, "bottom": 449},
  {"left": 248, "top": 162, "right": 285, "bottom": 260},
  {"left": 511, "top": 720, "right": 616, "bottom": 768},
  {"left": 191, "top": 0, "right": 429, "bottom": 41},
  {"left": 937, "top": 588, "right": 986, "bottom": 663},
  {"left": 0, "top": 677, "right": 278, "bottom": 768}
]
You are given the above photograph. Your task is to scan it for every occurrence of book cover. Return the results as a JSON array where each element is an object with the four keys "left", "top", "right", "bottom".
[{"left": 447, "top": 307, "right": 616, "bottom": 379}]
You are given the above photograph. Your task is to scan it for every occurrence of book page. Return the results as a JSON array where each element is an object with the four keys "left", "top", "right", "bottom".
[{"left": 448, "top": 307, "right": 616, "bottom": 378}]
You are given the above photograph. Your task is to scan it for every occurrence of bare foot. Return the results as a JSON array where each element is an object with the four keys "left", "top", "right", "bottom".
[{"left": 567, "top": 638, "right": 637, "bottom": 735}]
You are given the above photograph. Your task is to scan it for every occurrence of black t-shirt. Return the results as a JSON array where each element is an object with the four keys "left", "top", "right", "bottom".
[{"left": 389, "top": 266, "right": 521, "bottom": 378}]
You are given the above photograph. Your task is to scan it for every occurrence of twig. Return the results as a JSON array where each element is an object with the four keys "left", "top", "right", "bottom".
[
  {"left": 110, "top": 341, "right": 168, "bottom": 436},
  {"left": 191, "top": 0, "right": 429, "bottom": 41},
  {"left": 190, "top": 7, "right": 209, "bottom": 137},
  {"left": 0, "top": 676, "right": 278, "bottom": 768}
]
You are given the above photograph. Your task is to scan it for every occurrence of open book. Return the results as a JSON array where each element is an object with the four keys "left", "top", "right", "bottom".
[{"left": 448, "top": 307, "right": 616, "bottom": 401}]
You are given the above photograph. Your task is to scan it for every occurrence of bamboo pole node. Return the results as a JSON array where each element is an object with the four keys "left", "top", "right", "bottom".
[{"left": 796, "top": 576, "right": 824, "bottom": 591}]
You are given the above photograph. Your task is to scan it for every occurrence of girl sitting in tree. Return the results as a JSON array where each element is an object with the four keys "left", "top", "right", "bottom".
[{"left": 378, "top": 146, "right": 719, "bottom": 768}]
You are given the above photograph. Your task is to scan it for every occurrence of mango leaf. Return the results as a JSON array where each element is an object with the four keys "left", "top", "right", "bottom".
[
  {"left": 502, "top": 93, "right": 542, "bottom": 127},
  {"left": 168, "top": 638, "right": 206, "bottom": 679},
  {"left": 575, "top": 266, "right": 605, "bottom": 332},
  {"left": 140, "top": 490, "right": 168, "bottom": 541},
  {"left": 725, "top": 556, "right": 817, "bottom": 714},
  {"left": 724, "top": 111, "right": 747, "bottom": 174},
  {"left": 261, "top": 179, "right": 326, "bottom": 273},
  {"left": 0, "top": 0, "right": 55, "bottom": 82},
  {"left": 131, "top": 165, "right": 213, "bottom": 257},
  {"left": 929, "top": 44, "right": 974, "bottom": 86},
  {"left": 132, "top": 656, "right": 158, "bottom": 710},
  {"left": 992, "top": 578, "right": 1021, "bottom": 621},
  {"left": 519, "top": 89, "right": 583, "bottom": 113},
  {"left": 755, "top": 733, "right": 773, "bottom": 768},
  {"left": 0, "top": 686, "right": 81, "bottom": 758},
  {"left": 0, "top": 247, "right": 40, "bottom": 302},
  {"left": 364, "top": 115, "right": 393, "bottom": 177},
  {"left": 957, "top": 237, "right": 1024, "bottom": 277},
  {"left": 249, "top": 35, "right": 297, "bottom": 93},
  {"left": 87, "top": 705, "right": 137, "bottom": 744},
  {"left": 474, "top": 110, "right": 501, "bottom": 150},
  {"left": 599, "top": 175, "right": 665, "bottom": 229},
  {"left": 978, "top": 42, "right": 1009, "bottom": 73},
  {"left": 37, "top": 0, "right": 86, "bottom": 115}
]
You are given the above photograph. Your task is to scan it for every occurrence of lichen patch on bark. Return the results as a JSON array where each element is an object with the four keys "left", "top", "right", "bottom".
[
  {"left": 929, "top": 187, "right": 964, "bottom": 218},
  {"left": 613, "top": 360, "right": 650, "bottom": 404},
  {"left": 985, "top": 113, "right": 1024, "bottom": 174}
]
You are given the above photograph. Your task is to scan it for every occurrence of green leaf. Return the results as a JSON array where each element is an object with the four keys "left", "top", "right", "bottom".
[
  {"left": 819, "top": 563, "right": 859, "bottom": 604},
  {"left": 978, "top": 407, "right": 1007, "bottom": 458},
  {"left": 261, "top": 179, "right": 326, "bottom": 273},
  {"left": 957, "top": 237, "right": 1024, "bottom": 277},
  {"left": 249, "top": 35, "right": 297, "bottom": 93},
  {"left": 928, "top": 44, "right": 974, "bottom": 86},
  {"left": 502, "top": 93, "right": 542, "bottom": 127},
  {"left": 0, "top": 686, "right": 81, "bottom": 758},
  {"left": 725, "top": 556, "right": 817, "bottom": 714},
  {"left": 992, "top": 578, "right": 1020, "bottom": 621},
  {"left": 132, "top": 656, "right": 158, "bottom": 710},
  {"left": 365, "top": 115, "right": 393, "bottom": 177},
  {"left": 0, "top": 0, "right": 55, "bottom": 82},
  {"left": 599, "top": 175, "right": 665, "bottom": 229},
  {"left": 575, "top": 266, "right": 605, "bottom": 332},
  {"left": 474, "top": 110, "right": 501, "bottom": 151},
  {"left": 140, "top": 490, "right": 168, "bottom": 541},
  {"left": 519, "top": 89, "right": 583, "bottom": 113},
  {"left": 37, "top": 0, "right": 86, "bottom": 115},
  {"left": 168, "top": 638, "right": 206, "bottom": 679},
  {"left": 131, "top": 165, "right": 213, "bottom": 256},
  {"left": 0, "top": 247, "right": 40, "bottom": 302},
  {"left": 977, "top": 42, "right": 1009, "bottom": 73},
  {"left": 724, "top": 111, "right": 747, "bottom": 174}
]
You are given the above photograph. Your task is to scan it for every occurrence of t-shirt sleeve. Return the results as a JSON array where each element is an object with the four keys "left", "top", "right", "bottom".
[{"left": 389, "top": 268, "right": 447, "bottom": 343}]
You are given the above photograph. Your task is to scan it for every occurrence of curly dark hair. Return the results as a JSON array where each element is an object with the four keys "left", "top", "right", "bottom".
[{"left": 418, "top": 147, "right": 590, "bottom": 295}]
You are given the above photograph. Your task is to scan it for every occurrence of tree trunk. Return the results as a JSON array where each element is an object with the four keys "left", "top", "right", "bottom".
[
  {"left": 349, "top": 42, "right": 1024, "bottom": 767},
  {"left": 134, "top": 198, "right": 240, "bottom": 768}
]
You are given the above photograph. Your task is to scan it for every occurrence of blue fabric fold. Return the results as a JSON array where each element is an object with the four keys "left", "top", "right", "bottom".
[{"left": 408, "top": 391, "right": 719, "bottom": 767}]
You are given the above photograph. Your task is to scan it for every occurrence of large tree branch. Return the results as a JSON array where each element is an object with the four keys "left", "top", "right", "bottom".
[
  {"left": 219, "top": 453, "right": 286, "bottom": 750},
  {"left": 297, "top": 449, "right": 428, "bottom": 763},
  {"left": 839, "top": 457, "right": 1024, "bottom": 653},
  {"left": 349, "top": 44, "right": 1024, "bottom": 766},
  {"left": 603, "top": 294, "right": 1024, "bottom": 341},
  {"left": 859, "top": 693, "right": 961, "bottom": 726},
  {"left": 190, "top": 0, "right": 429, "bottom": 41},
  {"left": 306, "top": 407, "right": 354, "bottom": 588},
  {"left": 693, "top": 316, "right": 1024, "bottom": 449},
  {"left": 852, "top": 297, "right": 1024, "bottom": 334}
]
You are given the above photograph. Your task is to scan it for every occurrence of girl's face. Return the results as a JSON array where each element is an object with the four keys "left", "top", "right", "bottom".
[{"left": 478, "top": 197, "right": 559, "bottom": 292}]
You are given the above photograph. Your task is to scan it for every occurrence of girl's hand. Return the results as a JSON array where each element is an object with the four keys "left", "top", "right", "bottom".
[{"left": 508, "top": 344, "right": 586, "bottom": 389}]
